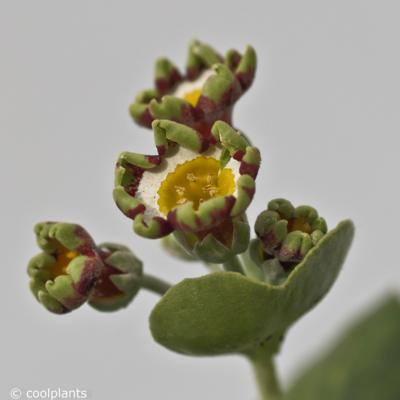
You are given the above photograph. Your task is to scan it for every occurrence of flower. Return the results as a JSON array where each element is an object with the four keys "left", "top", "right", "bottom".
[
  {"left": 253, "top": 198, "right": 328, "bottom": 267},
  {"left": 113, "top": 120, "right": 261, "bottom": 262},
  {"left": 88, "top": 243, "right": 143, "bottom": 311},
  {"left": 28, "top": 222, "right": 103, "bottom": 314},
  {"left": 129, "top": 40, "right": 257, "bottom": 141}
]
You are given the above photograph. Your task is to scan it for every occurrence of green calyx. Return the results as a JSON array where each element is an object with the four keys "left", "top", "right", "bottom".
[
  {"left": 129, "top": 40, "right": 257, "bottom": 128},
  {"left": 201, "top": 64, "right": 241, "bottom": 105},
  {"left": 161, "top": 234, "right": 198, "bottom": 262},
  {"left": 114, "top": 119, "right": 260, "bottom": 240},
  {"left": 88, "top": 243, "right": 143, "bottom": 312},
  {"left": 29, "top": 223, "right": 147, "bottom": 314},
  {"left": 150, "top": 220, "right": 354, "bottom": 356},
  {"left": 129, "top": 89, "right": 158, "bottom": 123},
  {"left": 186, "top": 40, "right": 223, "bottom": 75},
  {"left": 211, "top": 121, "right": 261, "bottom": 177},
  {"left": 149, "top": 96, "right": 190, "bottom": 122},
  {"left": 155, "top": 58, "right": 180, "bottom": 82},
  {"left": 152, "top": 119, "right": 204, "bottom": 153},
  {"left": 172, "top": 217, "right": 250, "bottom": 264},
  {"left": 28, "top": 222, "right": 102, "bottom": 314},
  {"left": 254, "top": 198, "right": 328, "bottom": 266}
]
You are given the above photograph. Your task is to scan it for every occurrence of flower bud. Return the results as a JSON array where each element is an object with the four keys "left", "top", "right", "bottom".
[
  {"left": 28, "top": 222, "right": 102, "bottom": 314},
  {"left": 129, "top": 40, "right": 257, "bottom": 139},
  {"left": 174, "top": 216, "right": 250, "bottom": 263},
  {"left": 254, "top": 199, "right": 328, "bottom": 266},
  {"left": 88, "top": 243, "right": 143, "bottom": 311}
]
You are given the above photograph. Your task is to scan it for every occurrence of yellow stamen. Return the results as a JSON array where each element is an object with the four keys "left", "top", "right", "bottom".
[
  {"left": 288, "top": 217, "right": 312, "bottom": 234},
  {"left": 157, "top": 156, "right": 235, "bottom": 215},
  {"left": 50, "top": 246, "right": 79, "bottom": 279},
  {"left": 183, "top": 89, "right": 202, "bottom": 107}
]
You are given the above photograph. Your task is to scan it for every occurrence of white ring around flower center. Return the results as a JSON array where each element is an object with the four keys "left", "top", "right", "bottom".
[
  {"left": 172, "top": 69, "right": 215, "bottom": 99},
  {"left": 136, "top": 146, "right": 241, "bottom": 221}
]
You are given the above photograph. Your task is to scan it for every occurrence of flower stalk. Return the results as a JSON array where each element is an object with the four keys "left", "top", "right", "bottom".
[
  {"left": 250, "top": 354, "right": 283, "bottom": 400},
  {"left": 222, "top": 255, "right": 244, "bottom": 274},
  {"left": 140, "top": 274, "right": 172, "bottom": 296},
  {"left": 248, "top": 345, "right": 283, "bottom": 400}
]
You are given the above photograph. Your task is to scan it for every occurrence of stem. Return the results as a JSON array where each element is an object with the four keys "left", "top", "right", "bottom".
[
  {"left": 205, "top": 263, "right": 223, "bottom": 272},
  {"left": 140, "top": 274, "right": 172, "bottom": 296},
  {"left": 248, "top": 349, "right": 283, "bottom": 400},
  {"left": 240, "top": 249, "right": 264, "bottom": 281},
  {"left": 222, "top": 255, "right": 244, "bottom": 274}
]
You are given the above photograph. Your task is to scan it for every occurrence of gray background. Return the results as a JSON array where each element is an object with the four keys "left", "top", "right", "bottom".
[{"left": 1, "top": 1, "right": 399, "bottom": 399}]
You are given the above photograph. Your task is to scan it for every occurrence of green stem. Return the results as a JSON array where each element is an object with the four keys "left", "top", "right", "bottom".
[
  {"left": 240, "top": 248, "right": 265, "bottom": 281},
  {"left": 248, "top": 350, "right": 283, "bottom": 400},
  {"left": 140, "top": 274, "right": 172, "bottom": 296},
  {"left": 205, "top": 263, "right": 223, "bottom": 272},
  {"left": 222, "top": 255, "right": 244, "bottom": 274}
]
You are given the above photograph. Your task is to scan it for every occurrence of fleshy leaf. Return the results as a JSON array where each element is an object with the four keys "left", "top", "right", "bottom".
[
  {"left": 286, "top": 295, "right": 400, "bottom": 400},
  {"left": 150, "top": 220, "right": 354, "bottom": 355}
]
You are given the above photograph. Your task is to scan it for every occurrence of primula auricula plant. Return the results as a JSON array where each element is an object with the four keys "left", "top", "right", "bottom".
[{"left": 28, "top": 40, "right": 356, "bottom": 400}]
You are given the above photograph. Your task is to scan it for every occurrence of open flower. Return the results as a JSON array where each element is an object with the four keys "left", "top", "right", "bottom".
[
  {"left": 129, "top": 40, "right": 257, "bottom": 141},
  {"left": 253, "top": 198, "right": 328, "bottom": 267},
  {"left": 88, "top": 243, "right": 143, "bottom": 311},
  {"left": 28, "top": 222, "right": 103, "bottom": 314},
  {"left": 113, "top": 120, "right": 261, "bottom": 262}
]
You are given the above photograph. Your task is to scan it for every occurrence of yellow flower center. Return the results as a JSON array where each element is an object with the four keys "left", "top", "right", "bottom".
[
  {"left": 183, "top": 89, "right": 202, "bottom": 107},
  {"left": 288, "top": 217, "right": 312, "bottom": 234},
  {"left": 157, "top": 156, "right": 235, "bottom": 215},
  {"left": 50, "top": 245, "right": 79, "bottom": 279}
]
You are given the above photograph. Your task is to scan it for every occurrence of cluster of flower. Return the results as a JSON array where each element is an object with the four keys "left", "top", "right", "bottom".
[{"left": 27, "top": 41, "right": 334, "bottom": 314}]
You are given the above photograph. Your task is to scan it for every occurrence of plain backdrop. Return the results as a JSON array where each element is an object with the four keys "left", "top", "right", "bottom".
[{"left": 1, "top": 1, "right": 399, "bottom": 399}]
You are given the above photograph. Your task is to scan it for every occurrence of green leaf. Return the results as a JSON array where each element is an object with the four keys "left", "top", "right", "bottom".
[
  {"left": 286, "top": 295, "right": 400, "bottom": 400},
  {"left": 150, "top": 220, "right": 354, "bottom": 355}
]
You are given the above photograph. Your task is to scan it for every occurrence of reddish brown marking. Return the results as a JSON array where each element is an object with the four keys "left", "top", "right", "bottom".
[
  {"left": 236, "top": 69, "right": 255, "bottom": 91},
  {"left": 179, "top": 103, "right": 196, "bottom": 124},
  {"left": 74, "top": 258, "right": 100, "bottom": 296},
  {"left": 197, "top": 95, "right": 218, "bottom": 114},
  {"left": 208, "top": 196, "right": 236, "bottom": 227},
  {"left": 139, "top": 108, "right": 154, "bottom": 128},
  {"left": 146, "top": 155, "right": 162, "bottom": 165},
  {"left": 156, "top": 145, "right": 167, "bottom": 156},
  {"left": 156, "top": 69, "right": 182, "bottom": 94},
  {"left": 186, "top": 66, "right": 203, "bottom": 81},
  {"left": 260, "top": 230, "right": 282, "bottom": 252},
  {"left": 198, "top": 86, "right": 240, "bottom": 114},
  {"left": 192, "top": 120, "right": 217, "bottom": 146},
  {"left": 229, "top": 53, "right": 242, "bottom": 70},
  {"left": 153, "top": 217, "right": 174, "bottom": 237},
  {"left": 220, "top": 81, "right": 242, "bottom": 108},
  {"left": 74, "top": 225, "right": 96, "bottom": 257},
  {"left": 123, "top": 164, "right": 144, "bottom": 197},
  {"left": 242, "top": 185, "right": 256, "bottom": 199},
  {"left": 167, "top": 210, "right": 193, "bottom": 232},
  {"left": 169, "top": 69, "right": 183, "bottom": 88},
  {"left": 194, "top": 215, "right": 204, "bottom": 229},
  {"left": 240, "top": 161, "right": 259, "bottom": 179},
  {"left": 233, "top": 149, "right": 245, "bottom": 161},
  {"left": 126, "top": 204, "right": 146, "bottom": 219},
  {"left": 91, "top": 261, "right": 123, "bottom": 299},
  {"left": 278, "top": 246, "right": 300, "bottom": 262},
  {"left": 196, "top": 219, "right": 234, "bottom": 247},
  {"left": 198, "top": 136, "right": 210, "bottom": 153}
]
